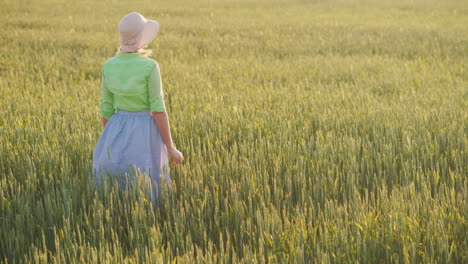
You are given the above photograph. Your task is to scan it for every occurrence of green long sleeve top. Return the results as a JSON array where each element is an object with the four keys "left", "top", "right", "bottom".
[{"left": 99, "top": 52, "right": 166, "bottom": 120}]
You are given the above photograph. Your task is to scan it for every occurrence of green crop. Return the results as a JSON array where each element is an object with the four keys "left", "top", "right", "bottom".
[{"left": 0, "top": 0, "right": 466, "bottom": 263}]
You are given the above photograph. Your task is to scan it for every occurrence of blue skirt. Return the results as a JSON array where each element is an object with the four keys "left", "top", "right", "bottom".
[{"left": 93, "top": 110, "right": 171, "bottom": 203}]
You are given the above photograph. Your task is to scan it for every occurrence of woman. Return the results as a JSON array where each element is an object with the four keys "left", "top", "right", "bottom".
[{"left": 93, "top": 12, "right": 184, "bottom": 203}]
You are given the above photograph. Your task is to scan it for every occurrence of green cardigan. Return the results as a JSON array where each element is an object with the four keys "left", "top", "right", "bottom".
[{"left": 99, "top": 52, "right": 166, "bottom": 119}]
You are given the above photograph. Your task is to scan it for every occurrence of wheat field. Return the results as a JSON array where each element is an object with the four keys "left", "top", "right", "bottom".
[{"left": 0, "top": 0, "right": 467, "bottom": 263}]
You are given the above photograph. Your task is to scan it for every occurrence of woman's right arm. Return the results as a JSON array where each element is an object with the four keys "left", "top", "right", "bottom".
[
  {"left": 152, "top": 112, "right": 184, "bottom": 164},
  {"left": 152, "top": 112, "right": 173, "bottom": 147},
  {"left": 148, "top": 62, "right": 184, "bottom": 164}
]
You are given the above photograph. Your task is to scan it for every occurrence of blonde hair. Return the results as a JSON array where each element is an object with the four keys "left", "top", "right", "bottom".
[{"left": 117, "top": 47, "right": 153, "bottom": 57}]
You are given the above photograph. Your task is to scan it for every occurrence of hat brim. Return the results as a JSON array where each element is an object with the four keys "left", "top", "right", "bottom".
[{"left": 137, "top": 20, "right": 159, "bottom": 49}]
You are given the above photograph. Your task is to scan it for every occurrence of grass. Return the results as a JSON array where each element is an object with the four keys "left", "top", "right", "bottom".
[{"left": 0, "top": 0, "right": 467, "bottom": 262}]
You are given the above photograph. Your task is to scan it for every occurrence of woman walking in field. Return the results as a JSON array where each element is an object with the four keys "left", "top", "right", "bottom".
[{"left": 93, "top": 12, "right": 184, "bottom": 203}]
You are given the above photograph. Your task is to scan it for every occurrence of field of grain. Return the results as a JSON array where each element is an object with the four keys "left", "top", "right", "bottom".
[{"left": 0, "top": 0, "right": 467, "bottom": 262}]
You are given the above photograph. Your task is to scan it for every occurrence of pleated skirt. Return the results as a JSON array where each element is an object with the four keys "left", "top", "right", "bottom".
[{"left": 93, "top": 110, "right": 171, "bottom": 203}]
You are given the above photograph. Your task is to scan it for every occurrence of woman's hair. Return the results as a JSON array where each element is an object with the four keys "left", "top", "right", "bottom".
[{"left": 117, "top": 47, "right": 153, "bottom": 57}]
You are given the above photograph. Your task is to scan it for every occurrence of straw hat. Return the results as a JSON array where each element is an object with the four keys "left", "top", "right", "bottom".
[{"left": 118, "top": 12, "right": 159, "bottom": 52}]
